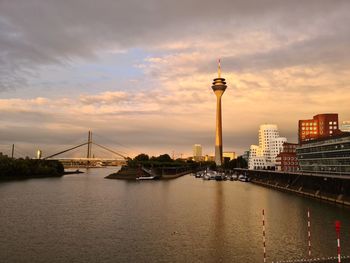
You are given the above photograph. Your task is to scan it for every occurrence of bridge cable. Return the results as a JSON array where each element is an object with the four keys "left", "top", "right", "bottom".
[
  {"left": 91, "top": 142, "right": 127, "bottom": 159},
  {"left": 43, "top": 142, "right": 88, "bottom": 159}
]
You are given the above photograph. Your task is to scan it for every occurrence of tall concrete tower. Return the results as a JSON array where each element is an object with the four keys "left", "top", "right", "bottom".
[{"left": 212, "top": 59, "right": 227, "bottom": 166}]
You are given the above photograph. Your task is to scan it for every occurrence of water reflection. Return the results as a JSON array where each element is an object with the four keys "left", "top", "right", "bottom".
[
  {"left": 211, "top": 183, "right": 225, "bottom": 262},
  {"left": 0, "top": 169, "right": 350, "bottom": 263}
]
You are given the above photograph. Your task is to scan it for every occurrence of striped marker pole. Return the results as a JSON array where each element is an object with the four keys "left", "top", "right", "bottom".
[
  {"left": 262, "top": 209, "right": 266, "bottom": 263},
  {"left": 335, "top": 220, "right": 341, "bottom": 263},
  {"left": 307, "top": 208, "right": 312, "bottom": 257}
]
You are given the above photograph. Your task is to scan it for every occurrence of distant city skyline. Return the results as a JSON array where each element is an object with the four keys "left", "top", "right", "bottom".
[{"left": 1, "top": 1, "right": 350, "bottom": 158}]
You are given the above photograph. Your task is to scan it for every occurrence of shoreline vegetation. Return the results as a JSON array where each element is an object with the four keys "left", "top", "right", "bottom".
[
  {"left": 0, "top": 153, "right": 66, "bottom": 181},
  {"left": 106, "top": 153, "right": 248, "bottom": 180},
  {"left": 106, "top": 153, "right": 203, "bottom": 180}
]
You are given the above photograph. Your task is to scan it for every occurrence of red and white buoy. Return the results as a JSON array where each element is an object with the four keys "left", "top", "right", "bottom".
[
  {"left": 335, "top": 220, "right": 341, "bottom": 263},
  {"left": 307, "top": 208, "right": 312, "bottom": 257},
  {"left": 262, "top": 209, "right": 266, "bottom": 263}
]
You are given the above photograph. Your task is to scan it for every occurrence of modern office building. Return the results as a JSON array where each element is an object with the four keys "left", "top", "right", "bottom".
[
  {"left": 204, "top": 155, "right": 215, "bottom": 162},
  {"left": 223, "top": 152, "right": 236, "bottom": 161},
  {"left": 36, "top": 149, "right": 42, "bottom": 159},
  {"left": 248, "top": 155, "right": 267, "bottom": 170},
  {"left": 193, "top": 144, "right": 203, "bottom": 162},
  {"left": 276, "top": 142, "right": 299, "bottom": 172},
  {"left": 211, "top": 60, "right": 227, "bottom": 166},
  {"left": 298, "top": 113, "right": 341, "bottom": 144},
  {"left": 249, "top": 124, "right": 287, "bottom": 170},
  {"left": 341, "top": 121, "right": 350, "bottom": 132},
  {"left": 296, "top": 133, "right": 350, "bottom": 175}
]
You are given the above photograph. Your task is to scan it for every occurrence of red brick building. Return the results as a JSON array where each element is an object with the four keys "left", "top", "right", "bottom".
[
  {"left": 298, "top": 113, "right": 341, "bottom": 144},
  {"left": 276, "top": 142, "right": 299, "bottom": 172}
]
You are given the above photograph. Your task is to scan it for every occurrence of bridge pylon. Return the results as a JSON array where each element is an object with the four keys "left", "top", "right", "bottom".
[{"left": 87, "top": 131, "right": 92, "bottom": 161}]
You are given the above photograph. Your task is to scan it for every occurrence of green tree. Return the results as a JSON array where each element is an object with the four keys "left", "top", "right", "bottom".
[
  {"left": 134, "top": 153, "right": 149, "bottom": 162},
  {"left": 236, "top": 156, "right": 248, "bottom": 168},
  {"left": 156, "top": 154, "right": 172, "bottom": 162},
  {"left": 222, "top": 156, "right": 248, "bottom": 169},
  {"left": 0, "top": 156, "right": 64, "bottom": 178}
]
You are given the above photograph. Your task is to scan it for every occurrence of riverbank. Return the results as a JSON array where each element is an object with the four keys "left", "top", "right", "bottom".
[
  {"left": 105, "top": 167, "right": 141, "bottom": 180},
  {"left": 0, "top": 170, "right": 84, "bottom": 181},
  {"left": 0, "top": 155, "right": 67, "bottom": 181},
  {"left": 105, "top": 166, "right": 194, "bottom": 180},
  {"left": 161, "top": 170, "right": 193, "bottom": 179},
  {"left": 0, "top": 173, "right": 64, "bottom": 181}
]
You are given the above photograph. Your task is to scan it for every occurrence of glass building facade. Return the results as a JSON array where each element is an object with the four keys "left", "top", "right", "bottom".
[{"left": 296, "top": 133, "right": 350, "bottom": 175}]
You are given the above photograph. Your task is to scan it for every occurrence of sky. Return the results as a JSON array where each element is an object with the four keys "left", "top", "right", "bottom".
[{"left": 1, "top": 0, "right": 350, "bottom": 158}]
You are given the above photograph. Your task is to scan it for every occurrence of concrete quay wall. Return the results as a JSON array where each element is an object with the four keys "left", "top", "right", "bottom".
[{"left": 235, "top": 169, "right": 350, "bottom": 206}]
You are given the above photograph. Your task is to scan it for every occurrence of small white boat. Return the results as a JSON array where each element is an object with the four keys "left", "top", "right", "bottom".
[
  {"left": 137, "top": 176, "right": 156, "bottom": 180},
  {"left": 195, "top": 172, "right": 203, "bottom": 178},
  {"left": 206, "top": 171, "right": 217, "bottom": 180},
  {"left": 203, "top": 174, "right": 211, "bottom": 180},
  {"left": 238, "top": 174, "right": 250, "bottom": 182}
]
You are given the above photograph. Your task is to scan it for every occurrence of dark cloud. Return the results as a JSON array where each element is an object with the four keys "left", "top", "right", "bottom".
[
  {"left": 1, "top": 0, "right": 350, "bottom": 156},
  {"left": 229, "top": 33, "right": 350, "bottom": 72},
  {"left": 1, "top": 0, "right": 350, "bottom": 90}
]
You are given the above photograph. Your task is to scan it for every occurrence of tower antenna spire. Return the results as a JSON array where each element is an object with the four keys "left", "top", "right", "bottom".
[{"left": 218, "top": 58, "right": 221, "bottom": 78}]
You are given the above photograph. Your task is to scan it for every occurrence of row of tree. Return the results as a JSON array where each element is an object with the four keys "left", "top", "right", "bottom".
[
  {"left": 127, "top": 153, "right": 195, "bottom": 168},
  {"left": 222, "top": 156, "right": 248, "bottom": 169},
  {"left": 127, "top": 153, "right": 247, "bottom": 170},
  {"left": 0, "top": 154, "right": 64, "bottom": 178}
]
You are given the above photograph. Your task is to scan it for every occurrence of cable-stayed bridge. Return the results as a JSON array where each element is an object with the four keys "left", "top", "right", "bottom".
[
  {"left": 0, "top": 131, "right": 128, "bottom": 168},
  {"left": 43, "top": 131, "right": 128, "bottom": 167}
]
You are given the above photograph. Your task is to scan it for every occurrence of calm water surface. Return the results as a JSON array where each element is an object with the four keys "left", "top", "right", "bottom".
[{"left": 1, "top": 167, "right": 350, "bottom": 262}]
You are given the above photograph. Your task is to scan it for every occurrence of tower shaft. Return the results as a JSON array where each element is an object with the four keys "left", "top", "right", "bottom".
[{"left": 215, "top": 93, "right": 223, "bottom": 165}]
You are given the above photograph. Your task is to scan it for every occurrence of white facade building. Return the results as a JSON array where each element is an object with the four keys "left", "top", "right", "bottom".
[
  {"left": 270, "top": 137, "right": 287, "bottom": 164},
  {"left": 248, "top": 124, "right": 287, "bottom": 170},
  {"left": 341, "top": 121, "right": 350, "bottom": 132}
]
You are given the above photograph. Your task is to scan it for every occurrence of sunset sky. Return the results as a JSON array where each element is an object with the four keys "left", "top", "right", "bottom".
[{"left": 1, "top": 0, "right": 350, "bottom": 158}]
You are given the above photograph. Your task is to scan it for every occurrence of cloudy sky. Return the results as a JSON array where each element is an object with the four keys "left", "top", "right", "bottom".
[{"left": 1, "top": 0, "right": 350, "bottom": 158}]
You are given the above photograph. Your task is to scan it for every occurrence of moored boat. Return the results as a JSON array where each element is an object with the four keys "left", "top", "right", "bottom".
[
  {"left": 238, "top": 174, "right": 250, "bottom": 182},
  {"left": 137, "top": 176, "right": 156, "bottom": 180}
]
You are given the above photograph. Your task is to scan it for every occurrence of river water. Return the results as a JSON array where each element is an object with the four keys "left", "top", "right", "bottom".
[{"left": 1, "top": 167, "right": 350, "bottom": 263}]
